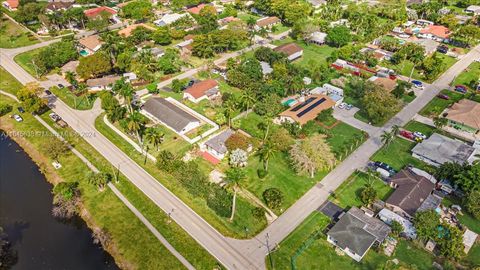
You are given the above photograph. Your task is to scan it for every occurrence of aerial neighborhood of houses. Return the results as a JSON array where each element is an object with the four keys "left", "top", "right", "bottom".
[{"left": 2, "top": 0, "right": 480, "bottom": 269}]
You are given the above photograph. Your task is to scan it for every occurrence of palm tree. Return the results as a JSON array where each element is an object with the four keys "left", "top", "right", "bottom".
[
  {"left": 144, "top": 127, "right": 164, "bottom": 151},
  {"left": 258, "top": 143, "right": 276, "bottom": 171},
  {"left": 391, "top": 125, "right": 400, "bottom": 136},
  {"left": 224, "top": 168, "right": 246, "bottom": 222},
  {"left": 126, "top": 111, "right": 144, "bottom": 144},
  {"left": 223, "top": 100, "right": 237, "bottom": 127},
  {"left": 381, "top": 130, "right": 394, "bottom": 148},
  {"left": 238, "top": 90, "right": 255, "bottom": 114},
  {"left": 433, "top": 116, "right": 448, "bottom": 129},
  {"left": 116, "top": 80, "right": 134, "bottom": 113}
]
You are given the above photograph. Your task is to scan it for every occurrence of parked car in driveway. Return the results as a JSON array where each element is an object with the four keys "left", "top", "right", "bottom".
[
  {"left": 413, "top": 131, "right": 427, "bottom": 140},
  {"left": 400, "top": 130, "right": 415, "bottom": 140},
  {"left": 49, "top": 112, "right": 61, "bottom": 122},
  {"left": 13, "top": 114, "right": 23, "bottom": 122},
  {"left": 437, "top": 45, "right": 448, "bottom": 54},
  {"left": 338, "top": 102, "right": 347, "bottom": 109},
  {"left": 345, "top": 104, "right": 353, "bottom": 110},
  {"left": 436, "top": 94, "right": 450, "bottom": 100},
  {"left": 17, "top": 106, "right": 25, "bottom": 113},
  {"left": 411, "top": 80, "right": 424, "bottom": 89},
  {"left": 373, "top": 161, "right": 396, "bottom": 175},
  {"left": 44, "top": 90, "right": 52, "bottom": 96},
  {"left": 57, "top": 84, "right": 64, "bottom": 89},
  {"left": 454, "top": 85, "right": 467, "bottom": 93}
]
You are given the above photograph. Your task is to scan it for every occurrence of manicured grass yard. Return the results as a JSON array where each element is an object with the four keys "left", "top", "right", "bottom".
[
  {"left": 273, "top": 38, "right": 337, "bottom": 67},
  {"left": 326, "top": 122, "right": 367, "bottom": 158},
  {"left": 403, "top": 121, "right": 436, "bottom": 137},
  {"left": 331, "top": 171, "right": 393, "bottom": 208},
  {"left": 419, "top": 89, "right": 464, "bottom": 117},
  {"left": 453, "top": 62, "right": 480, "bottom": 90},
  {"left": 0, "top": 16, "right": 39, "bottom": 48},
  {"left": 239, "top": 112, "right": 269, "bottom": 139},
  {"left": 0, "top": 66, "right": 23, "bottom": 95},
  {"left": 50, "top": 87, "right": 97, "bottom": 110},
  {"left": 371, "top": 137, "right": 430, "bottom": 171},
  {"left": 14, "top": 48, "right": 43, "bottom": 77},
  {"left": 384, "top": 54, "right": 457, "bottom": 83}
]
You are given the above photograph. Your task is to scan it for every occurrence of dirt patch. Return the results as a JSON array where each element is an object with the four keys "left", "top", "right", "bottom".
[{"left": 317, "top": 120, "right": 340, "bottom": 130}]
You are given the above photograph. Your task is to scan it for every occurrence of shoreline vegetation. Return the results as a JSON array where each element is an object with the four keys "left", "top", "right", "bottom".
[{"left": 0, "top": 69, "right": 221, "bottom": 269}]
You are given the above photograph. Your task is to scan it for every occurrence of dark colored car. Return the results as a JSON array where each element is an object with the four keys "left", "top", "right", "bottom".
[
  {"left": 57, "top": 83, "right": 65, "bottom": 88},
  {"left": 374, "top": 161, "right": 396, "bottom": 175},
  {"left": 436, "top": 94, "right": 450, "bottom": 100},
  {"left": 44, "top": 90, "right": 52, "bottom": 96},
  {"left": 455, "top": 85, "right": 467, "bottom": 93},
  {"left": 17, "top": 106, "right": 25, "bottom": 113},
  {"left": 437, "top": 45, "right": 448, "bottom": 54}
]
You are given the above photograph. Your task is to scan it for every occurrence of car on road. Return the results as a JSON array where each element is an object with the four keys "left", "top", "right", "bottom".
[
  {"left": 49, "top": 112, "right": 61, "bottom": 122},
  {"left": 411, "top": 80, "right": 424, "bottom": 89},
  {"left": 57, "top": 84, "right": 64, "bottom": 89},
  {"left": 413, "top": 131, "right": 427, "bottom": 140},
  {"left": 44, "top": 90, "right": 52, "bottom": 96},
  {"left": 437, "top": 45, "right": 448, "bottom": 54},
  {"left": 13, "top": 114, "right": 23, "bottom": 122},
  {"left": 454, "top": 85, "right": 467, "bottom": 94},
  {"left": 373, "top": 161, "right": 396, "bottom": 175},
  {"left": 436, "top": 94, "right": 450, "bottom": 100},
  {"left": 17, "top": 106, "right": 25, "bottom": 113},
  {"left": 400, "top": 130, "right": 415, "bottom": 140}
]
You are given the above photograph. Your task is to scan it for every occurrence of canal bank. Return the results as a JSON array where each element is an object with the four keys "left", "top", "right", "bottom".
[{"left": 0, "top": 133, "right": 119, "bottom": 269}]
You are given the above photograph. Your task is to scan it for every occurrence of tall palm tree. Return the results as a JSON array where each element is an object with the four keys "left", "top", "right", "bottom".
[
  {"left": 380, "top": 130, "right": 394, "bottom": 148},
  {"left": 258, "top": 143, "right": 276, "bottom": 171},
  {"left": 117, "top": 81, "right": 134, "bottom": 113},
  {"left": 144, "top": 127, "right": 164, "bottom": 151},
  {"left": 239, "top": 90, "right": 255, "bottom": 114},
  {"left": 223, "top": 100, "right": 237, "bottom": 127},
  {"left": 224, "top": 168, "right": 246, "bottom": 222},
  {"left": 126, "top": 111, "right": 144, "bottom": 144},
  {"left": 391, "top": 125, "right": 400, "bottom": 136}
]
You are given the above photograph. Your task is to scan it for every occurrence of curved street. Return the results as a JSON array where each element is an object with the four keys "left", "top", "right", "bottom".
[{"left": 1, "top": 40, "right": 479, "bottom": 269}]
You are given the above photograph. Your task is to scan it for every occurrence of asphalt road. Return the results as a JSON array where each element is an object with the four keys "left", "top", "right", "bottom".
[{"left": 1, "top": 38, "right": 479, "bottom": 269}]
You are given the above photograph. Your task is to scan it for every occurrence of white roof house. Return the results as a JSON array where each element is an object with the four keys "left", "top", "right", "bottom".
[
  {"left": 378, "top": 208, "right": 417, "bottom": 239},
  {"left": 260, "top": 61, "right": 273, "bottom": 75},
  {"left": 465, "top": 5, "right": 480, "bottom": 15},
  {"left": 309, "top": 31, "right": 327, "bottom": 45},
  {"left": 154, "top": 13, "right": 188, "bottom": 26}
]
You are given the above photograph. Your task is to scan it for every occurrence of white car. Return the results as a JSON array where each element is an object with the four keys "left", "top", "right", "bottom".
[
  {"left": 49, "top": 112, "right": 61, "bottom": 122},
  {"left": 13, "top": 114, "right": 23, "bottom": 122},
  {"left": 413, "top": 131, "right": 427, "bottom": 140},
  {"left": 338, "top": 102, "right": 347, "bottom": 109}
]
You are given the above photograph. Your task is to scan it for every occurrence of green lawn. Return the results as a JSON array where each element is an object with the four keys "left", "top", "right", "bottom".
[
  {"left": 326, "top": 122, "right": 367, "bottom": 159},
  {"left": 50, "top": 87, "right": 97, "bottom": 110},
  {"left": 0, "top": 16, "right": 39, "bottom": 48},
  {"left": 243, "top": 152, "right": 328, "bottom": 213},
  {"left": 394, "top": 240, "right": 435, "bottom": 270},
  {"left": 14, "top": 48, "right": 43, "bottom": 78},
  {"left": 404, "top": 121, "right": 436, "bottom": 137},
  {"left": 0, "top": 66, "right": 23, "bottom": 95},
  {"left": 95, "top": 114, "right": 267, "bottom": 238},
  {"left": 237, "top": 12, "right": 261, "bottom": 23},
  {"left": 453, "top": 62, "right": 480, "bottom": 91},
  {"left": 273, "top": 38, "right": 337, "bottom": 67},
  {"left": 272, "top": 24, "right": 290, "bottom": 34},
  {"left": 371, "top": 137, "right": 430, "bottom": 171},
  {"left": 419, "top": 89, "right": 464, "bottom": 117},
  {"left": 331, "top": 171, "right": 393, "bottom": 208},
  {"left": 239, "top": 112, "right": 269, "bottom": 139},
  {"left": 464, "top": 243, "right": 480, "bottom": 267}
]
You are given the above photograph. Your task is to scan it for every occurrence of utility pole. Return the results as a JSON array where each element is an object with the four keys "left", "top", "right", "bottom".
[{"left": 266, "top": 233, "right": 274, "bottom": 269}]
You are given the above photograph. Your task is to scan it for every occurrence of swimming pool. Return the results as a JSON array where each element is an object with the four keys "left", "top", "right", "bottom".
[
  {"left": 283, "top": 99, "right": 297, "bottom": 106},
  {"left": 79, "top": 49, "right": 89, "bottom": 56}
]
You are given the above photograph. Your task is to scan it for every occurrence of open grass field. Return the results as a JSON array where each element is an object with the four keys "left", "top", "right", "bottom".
[
  {"left": 404, "top": 121, "right": 436, "bottom": 137},
  {"left": 239, "top": 112, "right": 269, "bottom": 139},
  {"left": 371, "top": 137, "right": 430, "bottom": 171},
  {"left": 384, "top": 54, "right": 457, "bottom": 83},
  {"left": 95, "top": 114, "right": 267, "bottom": 238},
  {"left": 453, "top": 62, "right": 480, "bottom": 91},
  {"left": 50, "top": 87, "right": 97, "bottom": 110},
  {"left": 273, "top": 38, "right": 337, "bottom": 67},
  {"left": 14, "top": 48, "right": 43, "bottom": 78},
  {"left": 419, "top": 89, "right": 464, "bottom": 117},
  {"left": 331, "top": 171, "right": 393, "bottom": 208},
  {"left": 0, "top": 16, "right": 39, "bottom": 48},
  {"left": 0, "top": 66, "right": 23, "bottom": 95},
  {"left": 326, "top": 122, "right": 367, "bottom": 158}
]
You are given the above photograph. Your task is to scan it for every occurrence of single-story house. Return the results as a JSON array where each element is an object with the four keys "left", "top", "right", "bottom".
[
  {"left": 378, "top": 208, "right": 417, "bottom": 239},
  {"left": 369, "top": 76, "right": 397, "bottom": 92},
  {"left": 327, "top": 207, "right": 391, "bottom": 262},
  {"left": 411, "top": 133, "right": 477, "bottom": 167},
  {"left": 419, "top": 25, "right": 451, "bottom": 42},
  {"left": 309, "top": 83, "right": 344, "bottom": 106},
  {"left": 260, "top": 61, "right": 273, "bottom": 76},
  {"left": 444, "top": 99, "right": 480, "bottom": 134},
  {"left": 61, "top": 60, "right": 79, "bottom": 75},
  {"left": 123, "top": 72, "right": 137, "bottom": 82},
  {"left": 278, "top": 94, "right": 335, "bottom": 125},
  {"left": 142, "top": 97, "right": 201, "bottom": 134},
  {"left": 411, "top": 38, "right": 439, "bottom": 55},
  {"left": 307, "top": 0, "right": 326, "bottom": 9},
  {"left": 2, "top": 0, "right": 18, "bottom": 11},
  {"left": 309, "top": 31, "right": 327, "bottom": 45},
  {"left": 45, "top": 1, "right": 73, "bottom": 13},
  {"left": 150, "top": 47, "right": 165, "bottom": 58},
  {"left": 86, "top": 75, "right": 121, "bottom": 91},
  {"left": 465, "top": 5, "right": 480, "bottom": 15},
  {"left": 84, "top": 6, "right": 117, "bottom": 19},
  {"left": 118, "top": 23, "right": 156, "bottom": 37},
  {"left": 274, "top": 43, "right": 303, "bottom": 61},
  {"left": 255, "top": 16, "right": 280, "bottom": 30},
  {"left": 78, "top": 35, "right": 103, "bottom": 55},
  {"left": 386, "top": 168, "right": 435, "bottom": 219},
  {"left": 202, "top": 128, "right": 235, "bottom": 159},
  {"left": 186, "top": 3, "right": 206, "bottom": 15},
  {"left": 218, "top": 16, "right": 239, "bottom": 26},
  {"left": 154, "top": 13, "right": 188, "bottom": 26},
  {"left": 463, "top": 229, "right": 478, "bottom": 254},
  {"left": 183, "top": 79, "right": 220, "bottom": 103}
]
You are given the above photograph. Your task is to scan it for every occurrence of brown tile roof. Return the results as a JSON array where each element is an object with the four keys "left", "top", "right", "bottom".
[
  {"left": 386, "top": 169, "right": 435, "bottom": 217},
  {"left": 420, "top": 25, "right": 451, "bottom": 39},
  {"left": 274, "top": 43, "right": 303, "bottom": 57},
  {"left": 84, "top": 6, "right": 117, "bottom": 18},
  {"left": 256, "top": 16, "right": 280, "bottom": 27},
  {"left": 5, "top": 0, "right": 18, "bottom": 8},
  {"left": 445, "top": 99, "right": 480, "bottom": 130},
  {"left": 118, "top": 23, "right": 156, "bottom": 37},
  {"left": 79, "top": 35, "right": 103, "bottom": 51},
  {"left": 186, "top": 3, "right": 206, "bottom": 15},
  {"left": 184, "top": 79, "right": 218, "bottom": 99},
  {"left": 279, "top": 94, "right": 335, "bottom": 125}
]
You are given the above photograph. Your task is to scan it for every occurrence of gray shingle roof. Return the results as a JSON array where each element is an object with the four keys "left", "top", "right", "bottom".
[
  {"left": 205, "top": 129, "right": 234, "bottom": 155},
  {"left": 327, "top": 207, "right": 390, "bottom": 257},
  {"left": 412, "top": 133, "right": 475, "bottom": 165},
  {"left": 143, "top": 98, "right": 199, "bottom": 133}
]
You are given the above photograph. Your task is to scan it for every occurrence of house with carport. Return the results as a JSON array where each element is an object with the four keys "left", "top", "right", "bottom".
[{"left": 183, "top": 79, "right": 220, "bottom": 103}]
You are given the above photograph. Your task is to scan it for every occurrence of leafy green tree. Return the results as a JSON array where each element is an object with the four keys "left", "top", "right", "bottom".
[
  {"left": 32, "top": 40, "right": 78, "bottom": 76},
  {"left": 268, "top": 128, "right": 294, "bottom": 152},
  {"left": 413, "top": 210, "right": 440, "bottom": 240},
  {"left": 465, "top": 190, "right": 480, "bottom": 219},
  {"left": 171, "top": 79, "right": 185, "bottom": 93},
  {"left": 152, "top": 27, "right": 172, "bottom": 45},
  {"left": 258, "top": 143, "right": 276, "bottom": 171},
  {"left": 121, "top": 0, "right": 152, "bottom": 20},
  {"left": 143, "top": 127, "right": 164, "bottom": 151},
  {"left": 86, "top": 11, "right": 111, "bottom": 31},
  {"left": 433, "top": 116, "right": 448, "bottom": 129},
  {"left": 224, "top": 168, "right": 246, "bottom": 221},
  {"left": 326, "top": 26, "right": 352, "bottom": 47},
  {"left": 262, "top": 188, "right": 284, "bottom": 210},
  {"left": 15, "top": 2, "right": 43, "bottom": 23},
  {"left": 453, "top": 24, "right": 480, "bottom": 46},
  {"left": 436, "top": 224, "right": 465, "bottom": 260},
  {"left": 362, "top": 85, "right": 400, "bottom": 124},
  {"left": 421, "top": 52, "right": 445, "bottom": 80},
  {"left": 392, "top": 81, "right": 411, "bottom": 98},
  {"left": 44, "top": 138, "right": 69, "bottom": 163},
  {"left": 88, "top": 171, "right": 112, "bottom": 191},
  {"left": 0, "top": 103, "right": 12, "bottom": 116},
  {"left": 360, "top": 184, "right": 377, "bottom": 206},
  {"left": 197, "top": 5, "right": 218, "bottom": 33},
  {"left": 390, "top": 220, "right": 403, "bottom": 237},
  {"left": 16, "top": 83, "right": 47, "bottom": 114},
  {"left": 76, "top": 53, "right": 112, "bottom": 79},
  {"left": 157, "top": 49, "right": 183, "bottom": 74},
  {"left": 454, "top": 163, "right": 480, "bottom": 191}
]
